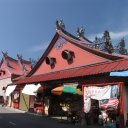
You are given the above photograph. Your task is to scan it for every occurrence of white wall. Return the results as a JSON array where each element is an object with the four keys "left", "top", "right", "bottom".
[{"left": 0, "top": 77, "right": 11, "bottom": 99}]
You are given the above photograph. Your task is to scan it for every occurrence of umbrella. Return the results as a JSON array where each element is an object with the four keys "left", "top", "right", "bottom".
[
  {"left": 51, "top": 86, "right": 82, "bottom": 95},
  {"left": 51, "top": 86, "right": 63, "bottom": 95}
]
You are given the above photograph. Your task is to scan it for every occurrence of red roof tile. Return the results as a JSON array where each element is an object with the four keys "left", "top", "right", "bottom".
[{"left": 13, "top": 58, "right": 128, "bottom": 85}]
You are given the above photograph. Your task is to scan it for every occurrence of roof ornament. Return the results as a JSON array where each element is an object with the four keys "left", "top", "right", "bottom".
[
  {"left": 2, "top": 51, "right": 11, "bottom": 67},
  {"left": 77, "top": 27, "right": 85, "bottom": 38},
  {"left": 2, "top": 51, "right": 8, "bottom": 58},
  {"left": 17, "top": 54, "right": 22, "bottom": 60},
  {"left": 56, "top": 19, "right": 65, "bottom": 30}
]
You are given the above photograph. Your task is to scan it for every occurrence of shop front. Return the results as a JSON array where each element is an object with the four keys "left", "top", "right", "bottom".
[
  {"left": 81, "top": 76, "right": 128, "bottom": 128},
  {"left": 19, "top": 84, "right": 41, "bottom": 112},
  {"left": 83, "top": 83, "right": 120, "bottom": 127},
  {"left": 50, "top": 83, "right": 83, "bottom": 121},
  {"left": 18, "top": 83, "right": 54, "bottom": 115}
]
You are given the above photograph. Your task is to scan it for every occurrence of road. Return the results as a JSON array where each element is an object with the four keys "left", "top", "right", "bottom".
[
  {"left": 0, "top": 106, "right": 103, "bottom": 128},
  {"left": 0, "top": 106, "right": 78, "bottom": 128}
]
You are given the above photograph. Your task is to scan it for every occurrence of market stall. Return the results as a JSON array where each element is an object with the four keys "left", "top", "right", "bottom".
[{"left": 83, "top": 84, "right": 120, "bottom": 127}]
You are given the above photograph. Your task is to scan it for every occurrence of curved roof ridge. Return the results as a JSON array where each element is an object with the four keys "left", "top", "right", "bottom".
[
  {"left": 57, "top": 29, "right": 95, "bottom": 45},
  {"left": 6, "top": 55, "right": 18, "bottom": 62},
  {"left": 78, "top": 42, "right": 123, "bottom": 59},
  {"left": 61, "top": 29, "right": 80, "bottom": 41},
  {"left": 20, "top": 58, "right": 31, "bottom": 64},
  {"left": 57, "top": 29, "right": 123, "bottom": 60},
  {"left": 57, "top": 30, "right": 80, "bottom": 44},
  {"left": 112, "top": 53, "right": 128, "bottom": 58},
  {"left": 57, "top": 29, "right": 92, "bottom": 46},
  {"left": 79, "top": 36, "right": 94, "bottom": 44}
]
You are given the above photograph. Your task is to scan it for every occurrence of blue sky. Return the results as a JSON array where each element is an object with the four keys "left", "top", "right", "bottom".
[{"left": 0, "top": 0, "right": 128, "bottom": 60}]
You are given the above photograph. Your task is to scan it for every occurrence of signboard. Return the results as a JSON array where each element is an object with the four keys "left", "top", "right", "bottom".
[{"left": 84, "top": 86, "right": 111, "bottom": 100}]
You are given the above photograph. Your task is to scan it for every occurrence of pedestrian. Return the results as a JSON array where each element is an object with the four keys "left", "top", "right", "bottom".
[
  {"left": 98, "top": 114, "right": 103, "bottom": 125},
  {"left": 104, "top": 117, "right": 116, "bottom": 128}
]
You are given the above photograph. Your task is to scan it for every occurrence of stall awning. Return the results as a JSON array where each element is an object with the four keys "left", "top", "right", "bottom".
[
  {"left": 5, "top": 85, "right": 17, "bottom": 96},
  {"left": 110, "top": 70, "right": 128, "bottom": 76},
  {"left": 22, "top": 84, "right": 41, "bottom": 95}
]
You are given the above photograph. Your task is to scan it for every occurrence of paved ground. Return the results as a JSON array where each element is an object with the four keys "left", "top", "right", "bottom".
[{"left": 0, "top": 106, "right": 104, "bottom": 128}]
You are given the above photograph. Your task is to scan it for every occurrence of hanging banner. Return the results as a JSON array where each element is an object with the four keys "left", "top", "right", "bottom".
[
  {"left": 84, "top": 96, "right": 91, "bottom": 113},
  {"left": 84, "top": 86, "right": 111, "bottom": 100},
  {"left": 83, "top": 85, "right": 119, "bottom": 113},
  {"left": 83, "top": 85, "right": 111, "bottom": 113}
]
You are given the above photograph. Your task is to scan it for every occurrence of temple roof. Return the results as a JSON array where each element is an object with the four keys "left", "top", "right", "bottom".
[
  {"left": 27, "top": 28, "right": 125, "bottom": 77},
  {"left": 0, "top": 52, "right": 32, "bottom": 77},
  {"left": 11, "top": 24, "right": 128, "bottom": 85}
]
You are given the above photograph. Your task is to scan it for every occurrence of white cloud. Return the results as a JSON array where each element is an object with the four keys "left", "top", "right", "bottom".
[
  {"left": 110, "top": 31, "right": 128, "bottom": 40},
  {"left": 88, "top": 31, "right": 128, "bottom": 41},
  {"left": 28, "top": 41, "right": 49, "bottom": 52}
]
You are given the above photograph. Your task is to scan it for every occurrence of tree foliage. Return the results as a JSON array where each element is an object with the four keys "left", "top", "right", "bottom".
[{"left": 92, "top": 30, "right": 128, "bottom": 55}]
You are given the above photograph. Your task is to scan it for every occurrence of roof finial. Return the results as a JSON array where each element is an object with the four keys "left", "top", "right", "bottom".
[
  {"left": 2, "top": 51, "right": 8, "bottom": 58},
  {"left": 77, "top": 27, "right": 85, "bottom": 38},
  {"left": 56, "top": 19, "right": 65, "bottom": 30},
  {"left": 17, "top": 54, "right": 22, "bottom": 60}
]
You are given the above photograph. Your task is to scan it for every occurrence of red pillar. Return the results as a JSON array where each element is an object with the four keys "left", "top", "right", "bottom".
[{"left": 119, "top": 82, "right": 124, "bottom": 128}]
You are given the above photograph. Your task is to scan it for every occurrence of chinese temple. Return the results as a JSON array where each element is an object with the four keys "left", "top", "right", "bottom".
[{"left": 8, "top": 20, "right": 128, "bottom": 128}]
